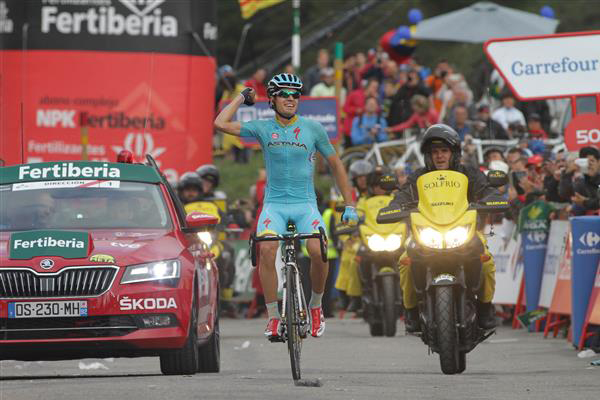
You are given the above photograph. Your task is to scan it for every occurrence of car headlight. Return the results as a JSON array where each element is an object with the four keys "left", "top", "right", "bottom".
[
  {"left": 367, "top": 234, "right": 386, "bottom": 251},
  {"left": 445, "top": 225, "right": 470, "bottom": 248},
  {"left": 121, "top": 260, "right": 180, "bottom": 284},
  {"left": 418, "top": 227, "right": 444, "bottom": 249},
  {"left": 384, "top": 234, "right": 402, "bottom": 251},
  {"left": 198, "top": 232, "right": 213, "bottom": 246}
]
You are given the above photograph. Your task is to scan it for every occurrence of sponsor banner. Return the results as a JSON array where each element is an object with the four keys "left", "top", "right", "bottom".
[
  {"left": 9, "top": 230, "right": 89, "bottom": 259},
  {"left": 570, "top": 216, "right": 600, "bottom": 347},
  {"left": 484, "top": 31, "right": 600, "bottom": 100},
  {"left": 231, "top": 240, "right": 255, "bottom": 300},
  {"left": 235, "top": 97, "right": 340, "bottom": 147},
  {"left": 0, "top": 161, "right": 161, "bottom": 184},
  {"left": 488, "top": 223, "right": 524, "bottom": 305},
  {"left": 539, "top": 220, "right": 569, "bottom": 309},
  {"left": 2, "top": 0, "right": 217, "bottom": 55}
]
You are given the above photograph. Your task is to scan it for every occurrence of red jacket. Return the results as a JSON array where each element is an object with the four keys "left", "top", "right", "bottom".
[
  {"left": 389, "top": 109, "right": 439, "bottom": 132},
  {"left": 245, "top": 79, "right": 268, "bottom": 99},
  {"left": 343, "top": 89, "right": 366, "bottom": 136}
]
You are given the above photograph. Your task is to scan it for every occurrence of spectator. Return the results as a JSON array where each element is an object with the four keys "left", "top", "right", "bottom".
[
  {"left": 517, "top": 138, "right": 533, "bottom": 157},
  {"left": 393, "top": 160, "right": 409, "bottom": 186},
  {"left": 350, "top": 97, "right": 388, "bottom": 145},
  {"left": 387, "top": 68, "right": 430, "bottom": 126},
  {"left": 386, "top": 94, "right": 438, "bottom": 135},
  {"left": 381, "top": 78, "right": 398, "bottom": 120},
  {"left": 472, "top": 104, "right": 508, "bottom": 140},
  {"left": 343, "top": 78, "right": 379, "bottom": 146},
  {"left": 506, "top": 147, "right": 525, "bottom": 168},
  {"left": 526, "top": 113, "right": 548, "bottom": 139},
  {"left": 542, "top": 157, "right": 567, "bottom": 203},
  {"left": 559, "top": 147, "right": 600, "bottom": 215},
  {"left": 310, "top": 67, "right": 346, "bottom": 103},
  {"left": 443, "top": 87, "right": 476, "bottom": 127},
  {"left": 425, "top": 59, "right": 452, "bottom": 113},
  {"left": 491, "top": 92, "right": 526, "bottom": 134},
  {"left": 449, "top": 105, "right": 473, "bottom": 141},
  {"left": 303, "top": 48, "right": 330, "bottom": 93},
  {"left": 518, "top": 99, "right": 551, "bottom": 135},
  {"left": 343, "top": 55, "right": 360, "bottom": 92},
  {"left": 360, "top": 48, "right": 385, "bottom": 82},
  {"left": 244, "top": 68, "right": 268, "bottom": 99},
  {"left": 284, "top": 63, "right": 296, "bottom": 75}
]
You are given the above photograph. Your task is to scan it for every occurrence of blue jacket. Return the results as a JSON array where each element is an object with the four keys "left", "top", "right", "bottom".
[{"left": 351, "top": 114, "right": 388, "bottom": 145}]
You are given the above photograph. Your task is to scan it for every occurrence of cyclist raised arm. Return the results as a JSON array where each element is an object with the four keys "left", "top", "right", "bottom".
[{"left": 214, "top": 73, "right": 357, "bottom": 340}]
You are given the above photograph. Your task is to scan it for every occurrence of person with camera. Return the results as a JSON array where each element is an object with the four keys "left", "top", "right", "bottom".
[
  {"left": 387, "top": 68, "right": 431, "bottom": 127},
  {"left": 472, "top": 104, "right": 508, "bottom": 140},
  {"left": 559, "top": 147, "right": 600, "bottom": 215},
  {"left": 350, "top": 97, "right": 388, "bottom": 145}
]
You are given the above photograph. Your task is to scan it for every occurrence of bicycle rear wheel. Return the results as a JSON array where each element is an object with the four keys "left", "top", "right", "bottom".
[{"left": 286, "top": 266, "right": 302, "bottom": 380}]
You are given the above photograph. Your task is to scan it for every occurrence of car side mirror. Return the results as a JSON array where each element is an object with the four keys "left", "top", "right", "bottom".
[
  {"left": 183, "top": 212, "right": 218, "bottom": 233},
  {"left": 487, "top": 170, "right": 508, "bottom": 188}
]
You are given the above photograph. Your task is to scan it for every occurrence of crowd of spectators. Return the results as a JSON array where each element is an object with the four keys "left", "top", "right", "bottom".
[{"left": 214, "top": 46, "right": 599, "bottom": 219}]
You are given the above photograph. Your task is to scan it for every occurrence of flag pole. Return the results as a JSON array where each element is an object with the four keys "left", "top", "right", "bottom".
[{"left": 292, "top": 0, "right": 300, "bottom": 70}]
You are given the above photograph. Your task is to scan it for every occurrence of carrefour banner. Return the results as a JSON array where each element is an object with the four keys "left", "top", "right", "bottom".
[
  {"left": 1, "top": 0, "right": 217, "bottom": 181},
  {"left": 570, "top": 216, "right": 600, "bottom": 347},
  {"left": 518, "top": 201, "right": 553, "bottom": 312},
  {"left": 236, "top": 97, "right": 340, "bottom": 147}
]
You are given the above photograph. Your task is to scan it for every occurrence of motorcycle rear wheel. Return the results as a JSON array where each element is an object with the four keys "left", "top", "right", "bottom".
[{"left": 435, "top": 286, "right": 460, "bottom": 375}]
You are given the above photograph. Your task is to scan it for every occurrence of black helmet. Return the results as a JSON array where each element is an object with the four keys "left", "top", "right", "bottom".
[
  {"left": 420, "top": 124, "right": 461, "bottom": 171},
  {"left": 368, "top": 165, "right": 395, "bottom": 191},
  {"left": 349, "top": 160, "right": 374, "bottom": 180},
  {"left": 196, "top": 164, "right": 219, "bottom": 188},
  {"left": 178, "top": 171, "right": 203, "bottom": 191}
]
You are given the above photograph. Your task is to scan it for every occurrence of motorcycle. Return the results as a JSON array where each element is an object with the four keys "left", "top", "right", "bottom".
[
  {"left": 377, "top": 169, "right": 508, "bottom": 374},
  {"left": 337, "top": 193, "right": 407, "bottom": 337}
]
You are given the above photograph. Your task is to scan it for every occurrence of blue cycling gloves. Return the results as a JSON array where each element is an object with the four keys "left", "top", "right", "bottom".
[{"left": 341, "top": 206, "right": 359, "bottom": 224}]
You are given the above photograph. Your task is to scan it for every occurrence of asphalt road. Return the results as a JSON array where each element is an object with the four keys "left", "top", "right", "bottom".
[{"left": 1, "top": 318, "right": 598, "bottom": 400}]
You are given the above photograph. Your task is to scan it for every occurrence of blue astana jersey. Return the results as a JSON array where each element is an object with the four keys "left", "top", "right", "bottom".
[{"left": 240, "top": 115, "right": 335, "bottom": 204}]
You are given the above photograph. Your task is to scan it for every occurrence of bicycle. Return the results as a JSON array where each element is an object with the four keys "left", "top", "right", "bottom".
[{"left": 249, "top": 222, "right": 327, "bottom": 381}]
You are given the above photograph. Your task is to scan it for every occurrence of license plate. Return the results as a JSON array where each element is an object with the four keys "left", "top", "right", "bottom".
[{"left": 8, "top": 301, "right": 88, "bottom": 318}]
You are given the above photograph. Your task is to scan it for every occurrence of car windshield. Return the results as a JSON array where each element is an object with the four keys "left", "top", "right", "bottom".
[{"left": 0, "top": 181, "right": 172, "bottom": 231}]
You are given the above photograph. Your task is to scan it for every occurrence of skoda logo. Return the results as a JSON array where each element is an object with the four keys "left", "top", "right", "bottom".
[{"left": 40, "top": 259, "right": 54, "bottom": 270}]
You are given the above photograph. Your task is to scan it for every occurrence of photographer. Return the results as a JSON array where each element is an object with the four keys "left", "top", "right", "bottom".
[
  {"left": 350, "top": 96, "right": 388, "bottom": 145},
  {"left": 472, "top": 104, "right": 508, "bottom": 140},
  {"left": 559, "top": 147, "right": 600, "bottom": 215}
]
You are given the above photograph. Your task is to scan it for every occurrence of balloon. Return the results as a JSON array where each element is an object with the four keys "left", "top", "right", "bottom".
[
  {"left": 408, "top": 8, "right": 423, "bottom": 24},
  {"left": 390, "top": 25, "right": 411, "bottom": 46},
  {"left": 540, "top": 5, "right": 555, "bottom": 19}
]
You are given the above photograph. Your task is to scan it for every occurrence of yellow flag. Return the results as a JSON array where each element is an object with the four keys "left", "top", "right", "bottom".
[{"left": 238, "top": 0, "right": 285, "bottom": 20}]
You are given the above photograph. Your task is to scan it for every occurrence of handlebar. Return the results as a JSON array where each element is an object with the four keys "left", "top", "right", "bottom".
[{"left": 249, "top": 227, "right": 328, "bottom": 266}]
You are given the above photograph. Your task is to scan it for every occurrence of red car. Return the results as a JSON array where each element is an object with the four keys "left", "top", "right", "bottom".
[{"left": 0, "top": 156, "right": 220, "bottom": 375}]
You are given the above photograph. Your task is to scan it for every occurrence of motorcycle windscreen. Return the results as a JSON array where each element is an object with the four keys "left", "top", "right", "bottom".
[
  {"left": 361, "top": 195, "right": 403, "bottom": 235},
  {"left": 184, "top": 201, "right": 221, "bottom": 223},
  {"left": 416, "top": 171, "right": 469, "bottom": 226}
]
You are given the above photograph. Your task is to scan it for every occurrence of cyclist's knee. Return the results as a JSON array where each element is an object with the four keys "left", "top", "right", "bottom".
[{"left": 259, "top": 242, "right": 278, "bottom": 263}]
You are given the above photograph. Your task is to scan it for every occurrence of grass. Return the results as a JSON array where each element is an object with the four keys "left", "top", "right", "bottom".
[{"left": 215, "top": 149, "right": 337, "bottom": 203}]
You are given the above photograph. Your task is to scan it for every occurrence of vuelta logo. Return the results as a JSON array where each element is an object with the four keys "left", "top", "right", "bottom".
[
  {"left": 111, "top": 132, "right": 166, "bottom": 161},
  {"left": 40, "top": 0, "right": 179, "bottom": 38}
]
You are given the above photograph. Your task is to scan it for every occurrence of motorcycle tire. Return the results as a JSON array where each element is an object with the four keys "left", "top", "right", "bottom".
[
  {"left": 435, "top": 286, "right": 460, "bottom": 375},
  {"left": 381, "top": 275, "right": 397, "bottom": 337},
  {"left": 369, "top": 322, "right": 383, "bottom": 337},
  {"left": 457, "top": 351, "right": 466, "bottom": 374}
]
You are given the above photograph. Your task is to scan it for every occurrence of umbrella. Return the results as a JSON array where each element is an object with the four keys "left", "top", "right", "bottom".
[{"left": 413, "top": 1, "right": 559, "bottom": 43}]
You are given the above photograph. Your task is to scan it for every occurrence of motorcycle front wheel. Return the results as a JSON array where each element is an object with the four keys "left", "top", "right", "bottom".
[
  {"left": 381, "top": 275, "right": 397, "bottom": 337},
  {"left": 434, "top": 286, "right": 461, "bottom": 375}
]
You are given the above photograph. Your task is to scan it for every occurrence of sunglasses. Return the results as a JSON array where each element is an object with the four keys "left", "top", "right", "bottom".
[{"left": 276, "top": 89, "right": 301, "bottom": 99}]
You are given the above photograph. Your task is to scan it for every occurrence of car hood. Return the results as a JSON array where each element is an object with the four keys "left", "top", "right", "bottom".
[{"left": 0, "top": 229, "right": 185, "bottom": 272}]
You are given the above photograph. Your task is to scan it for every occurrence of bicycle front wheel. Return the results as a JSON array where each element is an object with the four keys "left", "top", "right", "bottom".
[{"left": 286, "top": 266, "right": 302, "bottom": 381}]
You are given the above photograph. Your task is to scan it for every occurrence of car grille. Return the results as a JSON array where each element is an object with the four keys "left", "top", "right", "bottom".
[
  {"left": 0, "top": 267, "right": 118, "bottom": 298},
  {"left": 0, "top": 315, "right": 138, "bottom": 340}
]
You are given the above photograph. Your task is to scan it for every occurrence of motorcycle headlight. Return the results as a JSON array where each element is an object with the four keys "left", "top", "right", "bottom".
[
  {"left": 197, "top": 232, "right": 213, "bottom": 246},
  {"left": 121, "top": 260, "right": 180, "bottom": 284},
  {"left": 418, "top": 227, "right": 444, "bottom": 249},
  {"left": 444, "top": 226, "right": 470, "bottom": 248},
  {"left": 384, "top": 234, "right": 402, "bottom": 251},
  {"left": 367, "top": 234, "right": 386, "bottom": 251}
]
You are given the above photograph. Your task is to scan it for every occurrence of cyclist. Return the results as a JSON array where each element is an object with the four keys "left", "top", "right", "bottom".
[
  {"left": 390, "top": 124, "right": 499, "bottom": 332},
  {"left": 214, "top": 73, "right": 358, "bottom": 339}
]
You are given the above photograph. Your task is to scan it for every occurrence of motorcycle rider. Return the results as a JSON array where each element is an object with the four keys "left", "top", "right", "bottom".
[
  {"left": 390, "top": 124, "right": 499, "bottom": 332},
  {"left": 177, "top": 171, "right": 204, "bottom": 204},
  {"left": 335, "top": 160, "right": 374, "bottom": 312},
  {"left": 196, "top": 164, "right": 227, "bottom": 202}
]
